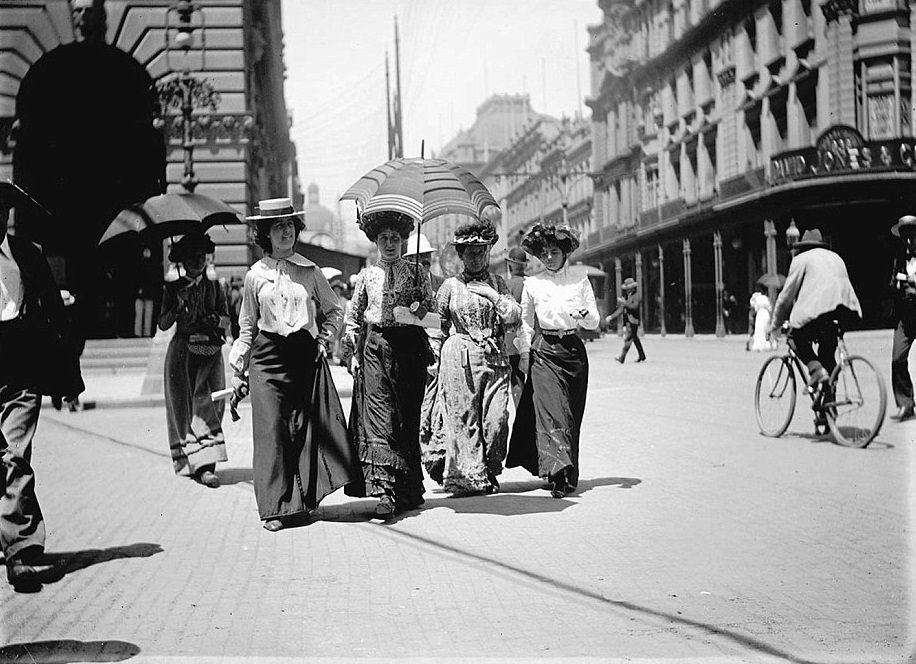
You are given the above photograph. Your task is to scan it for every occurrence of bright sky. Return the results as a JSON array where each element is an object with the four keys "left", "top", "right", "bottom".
[{"left": 281, "top": 0, "right": 603, "bottom": 219}]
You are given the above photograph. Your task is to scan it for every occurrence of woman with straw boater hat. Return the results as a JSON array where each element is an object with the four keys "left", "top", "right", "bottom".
[
  {"left": 158, "top": 230, "right": 229, "bottom": 489},
  {"left": 605, "top": 277, "right": 646, "bottom": 363},
  {"left": 505, "top": 223, "right": 599, "bottom": 499},
  {"left": 421, "top": 220, "right": 521, "bottom": 496},
  {"left": 229, "top": 198, "right": 357, "bottom": 531}
]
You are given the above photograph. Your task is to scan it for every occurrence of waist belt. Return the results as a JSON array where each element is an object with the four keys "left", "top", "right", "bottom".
[{"left": 540, "top": 328, "right": 577, "bottom": 338}]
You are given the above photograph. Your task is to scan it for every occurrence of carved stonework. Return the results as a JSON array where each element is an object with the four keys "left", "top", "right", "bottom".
[
  {"left": 821, "top": 0, "right": 858, "bottom": 23},
  {"left": 157, "top": 113, "right": 257, "bottom": 144},
  {"left": 717, "top": 66, "right": 736, "bottom": 88}
]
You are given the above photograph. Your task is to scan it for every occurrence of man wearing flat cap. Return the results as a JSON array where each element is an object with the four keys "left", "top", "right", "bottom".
[
  {"left": 0, "top": 182, "right": 83, "bottom": 590},
  {"left": 889, "top": 214, "right": 916, "bottom": 420}
]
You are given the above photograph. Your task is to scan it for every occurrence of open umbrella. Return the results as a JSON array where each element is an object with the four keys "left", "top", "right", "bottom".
[
  {"left": 99, "top": 192, "right": 244, "bottom": 245},
  {"left": 756, "top": 273, "right": 787, "bottom": 289},
  {"left": 340, "top": 157, "right": 499, "bottom": 275}
]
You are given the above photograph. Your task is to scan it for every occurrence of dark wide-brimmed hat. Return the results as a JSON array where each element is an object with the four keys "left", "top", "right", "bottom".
[
  {"left": 792, "top": 228, "right": 828, "bottom": 251},
  {"left": 506, "top": 247, "right": 528, "bottom": 264},
  {"left": 891, "top": 215, "right": 916, "bottom": 237},
  {"left": 452, "top": 220, "right": 498, "bottom": 246},
  {"left": 245, "top": 197, "right": 306, "bottom": 223},
  {"left": 520, "top": 223, "right": 580, "bottom": 256},
  {"left": 168, "top": 231, "right": 215, "bottom": 263},
  {"left": 622, "top": 277, "right": 638, "bottom": 291}
]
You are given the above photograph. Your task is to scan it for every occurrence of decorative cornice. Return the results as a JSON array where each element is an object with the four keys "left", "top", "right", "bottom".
[
  {"left": 156, "top": 112, "right": 257, "bottom": 144},
  {"left": 820, "top": 0, "right": 858, "bottom": 23}
]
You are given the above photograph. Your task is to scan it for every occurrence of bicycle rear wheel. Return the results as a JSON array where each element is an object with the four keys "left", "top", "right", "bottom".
[
  {"left": 827, "top": 355, "right": 887, "bottom": 448},
  {"left": 755, "top": 355, "right": 797, "bottom": 437}
]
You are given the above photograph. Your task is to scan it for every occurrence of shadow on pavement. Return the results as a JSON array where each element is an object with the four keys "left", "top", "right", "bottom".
[
  {"left": 217, "top": 467, "right": 254, "bottom": 485},
  {"left": 42, "top": 542, "right": 163, "bottom": 579},
  {"left": 783, "top": 430, "right": 896, "bottom": 449},
  {"left": 0, "top": 639, "right": 140, "bottom": 662}
]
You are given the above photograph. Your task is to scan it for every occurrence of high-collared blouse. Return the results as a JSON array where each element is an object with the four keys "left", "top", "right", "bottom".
[
  {"left": 229, "top": 253, "right": 342, "bottom": 374},
  {"left": 343, "top": 257, "right": 436, "bottom": 344},
  {"left": 431, "top": 273, "right": 521, "bottom": 362},
  {"left": 516, "top": 265, "right": 599, "bottom": 354}
]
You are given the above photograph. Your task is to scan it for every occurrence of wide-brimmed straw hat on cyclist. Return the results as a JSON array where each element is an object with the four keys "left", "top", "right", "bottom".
[{"left": 891, "top": 214, "right": 916, "bottom": 237}]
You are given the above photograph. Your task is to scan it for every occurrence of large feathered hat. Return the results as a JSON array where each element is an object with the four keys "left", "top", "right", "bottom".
[{"left": 521, "top": 223, "right": 580, "bottom": 256}]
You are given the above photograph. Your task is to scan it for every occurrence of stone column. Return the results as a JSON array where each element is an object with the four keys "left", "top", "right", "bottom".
[
  {"left": 683, "top": 238, "right": 694, "bottom": 337},
  {"left": 764, "top": 219, "right": 778, "bottom": 303},
  {"left": 821, "top": 0, "right": 858, "bottom": 127},
  {"left": 714, "top": 231, "right": 725, "bottom": 337}
]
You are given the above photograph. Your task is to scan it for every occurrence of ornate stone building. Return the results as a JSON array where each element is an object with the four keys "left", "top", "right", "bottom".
[
  {"left": 586, "top": 0, "right": 916, "bottom": 334},
  {"left": 0, "top": 0, "right": 295, "bottom": 337}
]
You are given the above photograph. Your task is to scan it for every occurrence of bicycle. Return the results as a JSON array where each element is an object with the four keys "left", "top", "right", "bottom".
[{"left": 754, "top": 322, "right": 887, "bottom": 447}]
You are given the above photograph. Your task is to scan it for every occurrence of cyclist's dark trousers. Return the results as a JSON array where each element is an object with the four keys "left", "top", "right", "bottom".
[
  {"left": 788, "top": 313, "right": 839, "bottom": 375},
  {"left": 620, "top": 321, "right": 645, "bottom": 361},
  {"left": 891, "top": 298, "right": 916, "bottom": 409}
]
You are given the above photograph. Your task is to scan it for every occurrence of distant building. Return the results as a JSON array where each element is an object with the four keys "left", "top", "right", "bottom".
[
  {"left": 300, "top": 182, "right": 338, "bottom": 250},
  {"left": 585, "top": 0, "right": 916, "bottom": 334}
]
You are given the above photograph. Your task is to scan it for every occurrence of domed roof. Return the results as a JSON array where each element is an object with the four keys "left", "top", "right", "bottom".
[{"left": 303, "top": 182, "right": 335, "bottom": 236}]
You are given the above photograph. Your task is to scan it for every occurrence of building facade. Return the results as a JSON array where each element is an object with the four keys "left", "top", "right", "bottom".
[
  {"left": 0, "top": 0, "right": 294, "bottom": 337},
  {"left": 586, "top": 0, "right": 916, "bottom": 334}
]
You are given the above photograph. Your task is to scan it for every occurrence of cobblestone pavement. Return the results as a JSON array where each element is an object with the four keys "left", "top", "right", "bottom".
[{"left": 0, "top": 333, "right": 912, "bottom": 663}]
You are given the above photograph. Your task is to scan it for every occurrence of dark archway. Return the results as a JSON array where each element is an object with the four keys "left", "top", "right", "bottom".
[{"left": 13, "top": 40, "right": 165, "bottom": 339}]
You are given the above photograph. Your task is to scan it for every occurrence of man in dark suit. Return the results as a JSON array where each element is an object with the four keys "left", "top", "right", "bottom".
[
  {"left": 889, "top": 215, "right": 916, "bottom": 421},
  {"left": 0, "top": 181, "right": 84, "bottom": 590},
  {"left": 606, "top": 277, "right": 646, "bottom": 363}
]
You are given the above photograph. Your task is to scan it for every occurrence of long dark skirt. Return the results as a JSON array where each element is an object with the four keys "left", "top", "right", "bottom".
[
  {"left": 250, "top": 330, "right": 357, "bottom": 520},
  {"left": 345, "top": 326, "right": 430, "bottom": 505},
  {"left": 506, "top": 334, "right": 588, "bottom": 490}
]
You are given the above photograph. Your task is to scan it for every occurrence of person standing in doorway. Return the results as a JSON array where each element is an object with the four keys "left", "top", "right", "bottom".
[
  {"left": 0, "top": 181, "right": 83, "bottom": 591},
  {"left": 889, "top": 214, "right": 916, "bottom": 421},
  {"left": 606, "top": 277, "right": 646, "bottom": 363}
]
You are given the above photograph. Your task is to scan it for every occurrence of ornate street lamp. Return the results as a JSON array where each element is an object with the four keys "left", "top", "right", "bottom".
[{"left": 159, "top": 1, "right": 219, "bottom": 192}]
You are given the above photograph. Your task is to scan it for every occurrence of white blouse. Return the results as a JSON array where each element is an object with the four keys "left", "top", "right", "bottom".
[
  {"left": 516, "top": 265, "right": 599, "bottom": 353},
  {"left": 229, "top": 253, "right": 342, "bottom": 374}
]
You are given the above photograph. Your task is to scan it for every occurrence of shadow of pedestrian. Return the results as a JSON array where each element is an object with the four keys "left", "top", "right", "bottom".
[
  {"left": 37, "top": 542, "right": 163, "bottom": 581},
  {"left": 0, "top": 639, "right": 140, "bottom": 662}
]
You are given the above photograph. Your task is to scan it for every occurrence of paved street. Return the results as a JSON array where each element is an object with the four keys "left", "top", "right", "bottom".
[{"left": 0, "top": 332, "right": 911, "bottom": 664}]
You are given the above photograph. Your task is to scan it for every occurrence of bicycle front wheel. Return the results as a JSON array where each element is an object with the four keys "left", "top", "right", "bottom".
[
  {"left": 827, "top": 355, "right": 887, "bottom": 448},
  {"left": 755, "top": 355, "right": 797, "bottom": 437}
]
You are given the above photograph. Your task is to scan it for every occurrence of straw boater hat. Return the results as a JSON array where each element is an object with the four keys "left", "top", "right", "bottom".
[
  {"left": 891, "top": 214, "right": 916, "bottom": 237},
  {"left": 245, "top": 197, "right": 306, "bottom": 223},
  {"left": 621, "top": 277, "right": 638, "bottom": 291},
  {"left": 402, "top": 231, "right": 436, "bottom": 256},
  {"left": 792, "top": 228, "right": 828, "bottom": 251},
  {"left": 521, "top": 223, "right": 580, "bottom": 256},
  {"left": 452, "top": 220, "right": 498, "bottom": 246},
  {"left": 506, "top": 247, "right": 528, "bottom": 264}
]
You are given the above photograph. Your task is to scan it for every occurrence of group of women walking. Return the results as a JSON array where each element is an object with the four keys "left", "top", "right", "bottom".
[{"left": 162, "top": 196, "right": 600, "bottom": 530}]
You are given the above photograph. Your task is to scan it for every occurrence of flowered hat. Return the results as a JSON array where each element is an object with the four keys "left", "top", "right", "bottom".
[
  {"left": 521, "top": 223, "right": 580, "bottom": 256},
  {"left": 358, "top": 210, "right": 415, "bottom": 242},
  {"left": 452, "top": 220, "right": 498, "bottom": 246}
]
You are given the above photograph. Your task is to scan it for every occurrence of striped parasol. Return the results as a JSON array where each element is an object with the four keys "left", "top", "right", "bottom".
[{"left": 340, "top": 157, "right": 499, "bottom": 224}]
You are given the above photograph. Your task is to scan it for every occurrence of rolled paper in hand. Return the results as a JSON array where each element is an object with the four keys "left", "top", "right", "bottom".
[{"left": 211, "top": 387, "right": 234, "bottom": 402}]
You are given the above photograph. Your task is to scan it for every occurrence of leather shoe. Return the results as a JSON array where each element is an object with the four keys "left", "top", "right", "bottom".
[
  {"left": 373, "top": 496, "right": 396, "bottom": 519},
  {"left": 7, "top": 560, "right": 58, "bottom": 590},
  {"left": 262, "top": 519, "right": 284, "bottom": 532},
  {"left": 635, "top": 357, "right": 646, "bottom": 363},
  {"left": 614, "top": 356, "right": 624, "bottom": 364},
  {"left": 197, "top": 470, "right": 220, "bottom": 488},
  {"left": 891, "top": 406, "right": 915, "bottom": 421}
]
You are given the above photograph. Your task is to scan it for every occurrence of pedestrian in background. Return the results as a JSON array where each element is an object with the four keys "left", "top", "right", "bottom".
[
  {"left": 230, "top": 198, "right": 354, "bottom": 532},
  {"left": 0, "top": 182, "right": 83, "bottom": 591},
  {"left": 423, "top": 221, "right": 520, "bottom": 496},
  {"left": 158, "top": 231, "right": 229, "bottom": 489},
  {"left": 888, "top": 214, "right": 916, "bottom": 421},
  {"left": 134, "top": 246, "right": 159, "bottom": 337},
  {"left": 748, "top": 287, "right": 775, "bottom": 352},
  {"left": 403, "top": 230, "right": 444, "bottom": 293},
  {"left": 606, "top": 277, "right": 645, "bottom": 363},
  {"left": 506, "top": 223, "right": 599, "bottom": 498},
  {"left": 343, "top": 211, "right": 438, "bottom": 519},
  {"left": 504, "top": 246, "right": 527, "bottom": 404}
]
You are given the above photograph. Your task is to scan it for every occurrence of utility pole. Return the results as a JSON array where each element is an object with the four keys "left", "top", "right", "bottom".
[
  {"left": 385, "top": 52, "right": 394, "bottom": 159},
  {"left": 394, "top": 16, "right": 404, "bottom": 158}
]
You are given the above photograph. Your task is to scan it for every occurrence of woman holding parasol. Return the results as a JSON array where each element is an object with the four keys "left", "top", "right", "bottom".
[{"left": 342, "top": 211, "right": 438, "bottom": 518}]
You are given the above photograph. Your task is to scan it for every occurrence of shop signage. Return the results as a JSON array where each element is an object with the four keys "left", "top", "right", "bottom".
[{"left": 769, "top": 124, "right": 916, "bottom": 184}]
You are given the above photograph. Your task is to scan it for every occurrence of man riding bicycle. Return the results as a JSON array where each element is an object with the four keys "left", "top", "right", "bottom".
[{"left": 768, "top": 228, "right": 862, "bottom": 389}]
